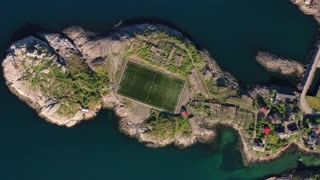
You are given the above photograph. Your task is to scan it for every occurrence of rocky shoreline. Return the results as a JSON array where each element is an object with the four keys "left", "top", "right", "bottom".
[
  {"left": 291, "top": 0, "right": 320, "bottom": 24},
  {"left": 2, "top": 24, "right": 220, "bottom": 148},
  {"left": 256, "top": 51, "right": 304, "bottom": 78},
  {"left": 265, "top": 162, "right": 320, "bottom": 179},
  {"left": 2, "top": 22, "right": 320, "bottom": 166}
]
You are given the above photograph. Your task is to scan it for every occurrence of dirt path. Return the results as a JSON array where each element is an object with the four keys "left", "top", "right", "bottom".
[{"left": 253, "top": 111, "right": 258, "bottom": 138}]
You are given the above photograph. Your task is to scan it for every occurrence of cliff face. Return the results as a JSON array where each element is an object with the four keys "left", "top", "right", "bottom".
[{"left": 256, "top": 51, "right": 304, "bottom": 77}]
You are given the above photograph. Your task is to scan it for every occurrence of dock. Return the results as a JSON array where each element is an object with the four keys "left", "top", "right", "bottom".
[{"left": 300, "top": 42, "right": 320, "bottom": 114}]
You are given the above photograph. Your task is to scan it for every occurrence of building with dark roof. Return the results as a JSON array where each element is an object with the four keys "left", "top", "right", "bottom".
[
  {"left": 274, "top": 124, "right": 285, "bottom": 135},
  {"left": 275, "top": 92, "right": 296, "bottom": 104},
  {"left": 253, "top": 138, "right": 265, "bottom": 152},
  {"left": 287, "top": 122, "right": 299, "bottom": 134},
  {"left": 268, "top": 111, "right": 283, "bottom": 124},
  {"left": 308, "top": 130, "right": 320, "bottom": 146},
  {"left": 309, "top": 121, "right": 319, "bottom": 129}
]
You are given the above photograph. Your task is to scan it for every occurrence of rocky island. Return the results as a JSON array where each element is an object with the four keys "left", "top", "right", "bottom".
[
  {"left": 2, "top": 22, "right": 320, "bottom": 165},
  {"left": 256, "top": 51, "right": 304, "bottom": 78}
]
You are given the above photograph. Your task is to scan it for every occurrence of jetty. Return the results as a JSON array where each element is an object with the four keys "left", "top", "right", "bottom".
[{"left": 300, "top": 43, "right": 320, "bottom": 114}]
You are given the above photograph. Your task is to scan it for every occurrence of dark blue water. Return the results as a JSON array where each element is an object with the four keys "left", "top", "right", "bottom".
[{"left": 1, "top": 0, "right": 320, "bottom": 179}]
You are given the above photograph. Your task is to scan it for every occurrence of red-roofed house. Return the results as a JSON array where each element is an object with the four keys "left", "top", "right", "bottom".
[
  {"left": 180, "top": 106, "right": 189, "bottom": 118},
  {"left": 259, "top": 106, "right": 270, "bottom": 116},
  {"left": 263, "top": 126, "right": 271, "bottom": 134},
  {"left": 181, "top": 111, "right": 188, "bottom": 118}
]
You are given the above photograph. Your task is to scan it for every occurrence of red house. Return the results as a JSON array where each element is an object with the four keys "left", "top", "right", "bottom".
[
  {"left": 180, "top": 106, "right": 189, "bottom": 118},
  {"left": 181, "top": 110, "right": 188, "bottom": 118},
  {"left": 263, "top": 126, "right": 271, "bottom": 134}
]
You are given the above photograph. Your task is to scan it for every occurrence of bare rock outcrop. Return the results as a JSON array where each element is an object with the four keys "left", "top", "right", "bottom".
[
  {"left": 1, "top": 24, "right": 239, "bottom": 151},
  {"left": 202, "top": 50, "right": 239, "bottom": 89},
  {"left": 291, "top": 0, "right": 320, "bottom": 24},
  {"left": 2, "top": 36, "right": 92, "bottom": 127},
  {"left": 256, "top": 51, "right": 304, "bottom": 77}
]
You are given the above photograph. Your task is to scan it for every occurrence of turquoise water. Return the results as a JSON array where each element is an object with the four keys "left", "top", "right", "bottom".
[{"left": 1, "top": 0, "right": 320, "bottom": 179}]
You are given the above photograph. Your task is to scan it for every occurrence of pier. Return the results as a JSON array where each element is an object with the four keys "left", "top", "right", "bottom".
[{"left": 300, "top": 43, "right": 320, "bottom": 114}]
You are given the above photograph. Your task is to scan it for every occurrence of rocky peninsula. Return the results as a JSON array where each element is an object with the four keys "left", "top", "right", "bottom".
[
  {"left": 2, "top": 23, "right": 320, "bottom": 165},
  {"left": 256, "top": 51, "right": 304, "bottom": 77},
  {"left": 291, "top": 0, "right": 320, "bottom": 24}
]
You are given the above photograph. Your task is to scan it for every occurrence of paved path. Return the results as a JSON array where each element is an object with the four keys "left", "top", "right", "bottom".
[{"left": 300, "top": 45, "right": 320, "bottom": 114}]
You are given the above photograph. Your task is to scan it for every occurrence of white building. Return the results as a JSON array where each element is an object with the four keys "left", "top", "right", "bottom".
[
  {"left": 26, "top": 49, "right": 44, "bottom": 59},
  {"left": 26, "top": 49, "right": 37, "bottom": 57},
  {"left": 305, "top": 0, "right": 312, "bottom": 6},
  {"left": 81, "top": 107, "right": 89, "bottom": 112}
]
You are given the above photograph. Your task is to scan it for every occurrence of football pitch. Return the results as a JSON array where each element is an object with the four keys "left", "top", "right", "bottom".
[{"left": 117, "top": 61, "right": 185, "bottom": 112}]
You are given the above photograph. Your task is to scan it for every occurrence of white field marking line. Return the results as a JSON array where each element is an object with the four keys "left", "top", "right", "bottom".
[
  {"left": 145, "top": 72, "right": 158, "bottom": 102},
  {"left": 118, "top": 65, "right": 129, "bottom": 89},
  {"left": 160, "top": 80, "right": 183, "bottom": 110},
  {"left": 128, "top": 71, "right": 137, "bottom": 91},
  {"left": 128, "top": 60, "right": 186, "bottom": 82},
  {"left": 121, "top": 66, "right": 138, "bottom": 85},
  {"left": 120, "top": 67, "right": 137, "bottom": 93},
  {"left": 162, "top": 83, "right": 180, "bottom": 110},
  {"left": 120, "top": 72, "right": 136, "bottom": 93},
  {"left": 167, "top": 83, "right": 180, "bottom": 100},
  {"left": 163, "top": 89, "right": 173, "bottom": 109},
  {"left": 116, "top": 93, "right": 162, "bottom": 111},
  {"left": 115, "top": 60, "right": 129, "bottom": 95}
]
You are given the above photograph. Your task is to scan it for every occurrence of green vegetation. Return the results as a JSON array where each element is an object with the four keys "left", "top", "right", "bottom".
[
  {"left": 255, "top": 116, "right": 291, "bottom": 152},
  {"left": 306, "top": 91, "right": 320, "bottom": 111},
  {"left": 302, "top": 117, "right": 320, "bottom": 128},
  {"left": 226, "top": 96, "right": 254, "bottom": 110},
  {"left": 23, "top": 50, "right": 109, "bottom": 117},
  {"left": 255, "top": 117, "right": 271, "bottom": 139},
  {"left": 205, "top": 78, "right": 238, "bottom": 102},
  {"left": 144, "top": 111, "right": 191, "bottom": 140},
  {"left": 125, "top": 29, "right": 206, "bottom": 77},
  {"left": 117, "top": 61, "right": 184, "bottom": 112},
  {"left": 273, "top": 103, "right": 286, "bottom": 116},
  {"left": 189, "top": 101, "right": 255, "bottom": 130},
  {"left": 265, "top": 133, "right": 289, "bottom": 151},
  {"left": 123, "top": 27, "right": 240, "bottom": 105}
]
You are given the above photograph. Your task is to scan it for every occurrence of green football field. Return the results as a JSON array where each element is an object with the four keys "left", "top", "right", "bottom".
[{"left": 117, "top": 61, "right": 185, "bottom": 112}]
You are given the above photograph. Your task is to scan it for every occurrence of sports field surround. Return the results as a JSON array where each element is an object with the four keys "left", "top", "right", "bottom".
[{"left": 117, "top": 61, "right": 185, "bottom": 112}]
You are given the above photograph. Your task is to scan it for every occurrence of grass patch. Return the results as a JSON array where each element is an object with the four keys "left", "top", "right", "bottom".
[
  {"left": 306, "top": 91, "right": 320, "bottom": 111},
  {"left": 125, "top": 29, "right": 206, "bottom": 77},
  {"left": 144, "top": 111, "right": 191, "bottom": 140},
  {"left": 117, "top": 61, "right": 184, "bottom": 112},
  {"left": 23, "top": 48, "right": 109, "bottom": 117}
]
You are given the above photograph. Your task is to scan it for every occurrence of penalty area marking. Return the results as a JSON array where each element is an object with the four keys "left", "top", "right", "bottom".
[
  {"left": 145, "top": 72, "right": 158, "bottom": 102},
  {"left": 119, "top": 66, "right": 137, "bottom": 93}
]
